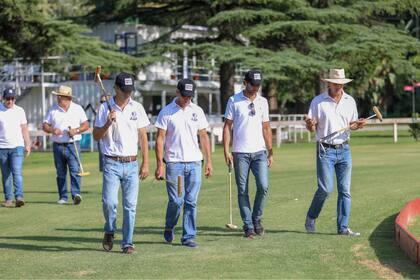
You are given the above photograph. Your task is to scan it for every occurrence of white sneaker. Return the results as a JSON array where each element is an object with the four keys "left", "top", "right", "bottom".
[
  {"left": 74, "top": 194, "right": 82, "bottom": 205},
  {"left": 57, "top": 199, "right": 68, "bottom": 205},
  {"left": 338, "top": 228, "right": 360, "bottom": 237}
]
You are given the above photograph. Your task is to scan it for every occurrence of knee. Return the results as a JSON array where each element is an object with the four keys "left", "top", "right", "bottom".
[
  {"left": 102, "top": 198, "right": 118, "bottom": 210},
  {"left": 316, "top": 188, "right": 332, "bottom": 198},
  {"left": 168, "top": 199, "right": 183, "bottom": 208}
]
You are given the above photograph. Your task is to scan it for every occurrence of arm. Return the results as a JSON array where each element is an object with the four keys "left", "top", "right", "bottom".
[
  {"left": 68, "top": 121, "right": 89, "bottom": 137},
  {"left": 223, "top": 119, "right": 233, "bottom": 166},
  {"left": 138, "top": 127, "right": 149, "bottom": 180},
  {"left": 42, "top": 122, "right": 63, "bottom": 136},
  {"left": 21, "top": 123, "right": 31, "bottom": 157},
  {"left": 263, "top": 121, "right": 273, "bottom": 168},
  {"left": 92, "top": 111, "right": 116, "bottom": 141},
  {"left": 199, "top": 129, "right": 213, "bottom": 178},
  {"left": 304, "top": 115, "right": 317, "bottom": 132},
  {"left": 154, "top": 128, "right": 166, "bottom": 180}
]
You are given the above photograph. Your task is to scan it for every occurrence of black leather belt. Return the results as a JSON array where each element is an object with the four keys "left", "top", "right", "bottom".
[
  {"left": 319, "top": 141, "right": 349, "bottom": 149},
  {"left": 105, "top": 155, "right": 137, "bottom": 162},
  {"left": 54, "top": 142, "right": 74, "bottom": 146}
]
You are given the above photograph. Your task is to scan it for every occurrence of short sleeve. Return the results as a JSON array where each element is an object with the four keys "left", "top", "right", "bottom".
[
  {"left": 155, "top": 109, "right": 168, "bottom": 131},
  {"left": 351, "top": 100, "right": 358, "bottom": 122},
  {"left": 95, "top": 103, "right": 107, "bottom": 127},
  {"left": 197, "top": 108, "right": 209, "bottom": 130},
  {"left": 79, "top": 106, "right": 88, "bottom": 123},
  {"left": 43, "top": 108, "right": 53, "bottom": 124},
  {"left": 137, "top": 104, "right": 150, "bottom": 129},
  {"left": 307, "top": 99, "right": 318, "bottom": 121},
  {"left": 224, "top": 97, "right": 234, "bottom": 120}
]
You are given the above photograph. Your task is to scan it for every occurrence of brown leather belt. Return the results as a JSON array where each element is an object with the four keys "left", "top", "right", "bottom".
[
  {"left": 319, "top": 141, "right": 349, "bottom": 149},
  {"left": 105, "top": 155, "right": 137, "bottom": 162}
]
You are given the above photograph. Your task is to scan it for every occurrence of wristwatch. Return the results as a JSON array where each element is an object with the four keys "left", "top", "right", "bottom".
[{"left": 76, "top": 128, "right": 80, "bottom": 134}]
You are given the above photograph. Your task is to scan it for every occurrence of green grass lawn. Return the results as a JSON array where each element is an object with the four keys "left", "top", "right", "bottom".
[{"left": 1, "top": 131, "right": 420, "bottom": 279}]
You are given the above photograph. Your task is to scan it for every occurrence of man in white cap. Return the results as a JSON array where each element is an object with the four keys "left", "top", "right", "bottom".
[
  {"left": 0, "top": 88, "right": 31, "bottom": 207},
  {"left": 223, "top": 69, "right": 273, "bottom": 239},
  {"left": 42, "top": 85, "right": 89, "bottom": 205},
  {"left": 155, "top": 78, "right": 212, "bottom": 248},
  {"left": 304, "top": 68, "right": 366, "bottom": 236},
  {"left": 93, "top": 72, "right": 149, "bottom": 254}
]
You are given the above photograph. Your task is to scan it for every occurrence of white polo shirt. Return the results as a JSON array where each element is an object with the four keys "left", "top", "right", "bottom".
[
  {"left": 225, "top": 91, "right": 270, "bottom": 153},
  {"left": 0, "top": 104, "right": 27, "bottom": 149},
  {"left": 155, "top": 98, "right": 209, "bottom": 163},
  {"left": 308, "top": 91, "right": 358, "bottom": 144},
  {"left": 95, "top": 97, "right": 150, "bottom": 157},
  {"left": 44, "top": 102, "right": 88, "bottom": 143}
]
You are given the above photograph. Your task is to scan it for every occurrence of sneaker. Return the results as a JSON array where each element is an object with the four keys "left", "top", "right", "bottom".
[
  {"left": 73, "top": 194, "right": 82, "bottom": 205},
  {"left": 243, "top": 226, "right": 256, "bottom": 239},
  {"left": 102, "top": 233, "right": 114, "bottom": 251},
  {"left": 15, "top": 198, "right": 25, "bottom": 207},
  {"left": 181, "top": 239, "right": 198, "bottom": 248},
  {"left": 164, "top": 229, "right": 174, "bottom": 243},
  {"left": 305, "top": 215, "right": 316, "bottom": 233},
  {"left": 2, "top": 200, "right": 13, "bottom": 207},
  {"left": 57, "top": 199, "right": 67, "bottom": 205},
  {"left": 252, "top": 218, "right": 265, "bottom": 235},
  {"left": 338, "top": 228, "right": 360, "bottom": 237},
  {"left": 122, "top": 246, "right": 135, "bottom": 254}
]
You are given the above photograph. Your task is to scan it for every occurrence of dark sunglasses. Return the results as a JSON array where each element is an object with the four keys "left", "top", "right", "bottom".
[
  {"left": 5, "top": 97, "right": 15, "bottom": 101},
  {"left": 248, "top": 103, "right": 256, "bottom": 116}
]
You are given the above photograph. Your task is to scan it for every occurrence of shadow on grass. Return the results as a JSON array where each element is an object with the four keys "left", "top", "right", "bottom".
[{"left": 369, "top": 213, "right": 420, "bottom": 278}]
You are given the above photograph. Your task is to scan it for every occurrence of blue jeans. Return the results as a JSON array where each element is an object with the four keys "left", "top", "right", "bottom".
[
  {"left": 233, "top": 150, "right": 269, "bottom": 229},
  {"left": 307, "top": 144, "right": 352, "bottom": 232},
  {"left": 53, "top": 142, "right": 82, "bottom": 201},
  {"left": 98, "top": 142, "right": 105, "bottom": 172},
  {"left": 0, "top": 147, "right": 24, "bottom": 201},
  {"left": 102, "top": 157, "right": 139, "bottom": 248},
  {"left": 165, "top": 161, "right": 202, "bottom": 242}
]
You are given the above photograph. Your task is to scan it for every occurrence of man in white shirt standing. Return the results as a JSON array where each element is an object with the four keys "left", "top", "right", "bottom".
[
  {"left": 93, "top": 72, "right": 150, "bottom": 254},
  {"left": 155, "top": 79, "right": 212, "bottom": 248},
  {"left": 0, "top": 88, "right": 31, "bottom": 207},
  {"left": 42, "top": 85, "right": 89, "bottom": 205},
  {"left": 304, "top": 69, "right": 366, "bottom": 236},
  {"left": 223, "top": 70, "right": 273, "bottom": 239}
]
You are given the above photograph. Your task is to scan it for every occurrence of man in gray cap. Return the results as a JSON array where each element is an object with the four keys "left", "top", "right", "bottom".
[
  {"left": 0, "top": 88, "right": 31, "bottom": 207},
  {"left": 155, "top": 78, "right": 213, "bottom": 248},
  {"left": 223, "top": 70, "right": 273, "bottom": 239}
]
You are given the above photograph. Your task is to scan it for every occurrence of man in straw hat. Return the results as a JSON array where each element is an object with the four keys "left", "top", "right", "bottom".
[
  {"left": 0, "top": 88, "right": 31, "bottom": 207},
  {"left": 304, "top": 68, "right": 366, "bottom": 236},
  {"left": 42, "top": 85, "right": 89, "bottom": 205}
]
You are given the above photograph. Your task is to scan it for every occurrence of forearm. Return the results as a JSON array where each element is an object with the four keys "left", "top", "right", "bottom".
[
  {"left": 93, "top": 123, "right": 111, "bottom": 141},
  {"left": 42, "top": 123, "right": 53, "bottom": 134},
  {"left": 200, "top": 133, "right": 212, "bottom": 165},
  {"left": 139, "top": 129, "right": 149, "bottom": 164},
  {"left": 263, "top": 125, "right": 273, "bottom": 155},
  {"left": 21, "top": 125, "right": 31, "bottom": 147},
  {"left": 223, "top": 124, "right": 231, "bottom": 154},
  {"left": 78, "top": 121, "right": 89, "bottom": 133},
  {"left": 155, "top": 135, "right": 164, "bottom": 167}
]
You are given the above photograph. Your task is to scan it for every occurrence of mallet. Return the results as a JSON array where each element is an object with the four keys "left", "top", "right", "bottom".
[
  {"left": 177, "top": 176, "right": 182, "bottom": 197},
  {"left": 94, "top": 66, "right": 113, "bottom": 114},
  {"left": 226, "top": 163, "right": 238, "bottom": 230},
  {"left": 320, "top": 106, "right": 383, "bottom": 141},
  {"left": 68, "top": 127, "right": 90, "bottom": 177}
]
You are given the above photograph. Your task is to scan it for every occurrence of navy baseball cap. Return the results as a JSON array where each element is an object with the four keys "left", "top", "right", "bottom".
[
  {"left": 3, "top": 88, "right": 16, "bottom": 99},
  {"left": 177, "top": 79, "right": 196, "bottom": 97},
  {"left": 115, "top": 72, "right": 135, "bottom": 93},
  {"left": 244, "top": 70, "right": 262, "bottom": 86}
]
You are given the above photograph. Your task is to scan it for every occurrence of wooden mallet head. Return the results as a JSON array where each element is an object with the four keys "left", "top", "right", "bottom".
[{"left": 372, "top": 106, "right": 383, "bottom": 122}]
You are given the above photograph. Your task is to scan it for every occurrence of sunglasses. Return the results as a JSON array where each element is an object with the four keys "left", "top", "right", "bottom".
[
  {"left": 248, "top": 103, "right": 256, "bottom": 116},
  {"left": 4, "top": 97, "right": 15, "bottom": 101}
]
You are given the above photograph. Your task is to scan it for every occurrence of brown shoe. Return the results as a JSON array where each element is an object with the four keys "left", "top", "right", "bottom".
[
  {"left": 122, "top": 246, "right": 135, "bottom": 254},
  {"left": 2, "top": 200, "right": 13, "bottom": 207},
  {"left": 102, "top": 233, "right": 114, "bottom": 251},
  {"left": 15, "top": 198, "right": 25, "bottom": 207}
]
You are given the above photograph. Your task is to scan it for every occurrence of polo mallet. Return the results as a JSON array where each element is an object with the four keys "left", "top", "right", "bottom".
[
  {"left": 94, "top": 66, "right": 118, "bottom": 142},
  {"left": 68, "top": 127, "right": 90, "bottom": 177},
  {"left": 320, "top": 106, "right": 383, "bottom": 141},
  {"left": 156, "top": 176, "right": 182, "bottom": 197},
  {"left": 226, "top": 163, "right": 238, "bottom": 230}
]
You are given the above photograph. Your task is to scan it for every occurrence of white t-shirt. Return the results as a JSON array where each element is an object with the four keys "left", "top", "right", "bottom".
[
  {"left": 225, "top": 91, "right": 270, "bottom": 153},
  {"left": 0, "top": 104, "right": 27, "bottom": 149},
  {"left": 43, "top": 102, "right": 88, "bottom": 143},
  {"left": 308, "top": 91, "right": 358, "bottom": 144},
  {"left": 95, "top": 97, "right": 150, "bottom": 157},
  {"left": 155, "top": 98, "right": 209, "bottom": 163}
]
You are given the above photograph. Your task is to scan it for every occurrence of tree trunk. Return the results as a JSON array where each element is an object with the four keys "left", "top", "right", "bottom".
[
  {"left": 266, "top": 80, "right": 278, "bottom": 113},
  {"left": 219, "top": 61, "right": 236, "bottom": 114}
]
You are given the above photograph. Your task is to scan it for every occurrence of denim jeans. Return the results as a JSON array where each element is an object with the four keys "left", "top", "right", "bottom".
[
  {"left": 98, "top": 141, "right": 105, "bottom": 172},
  {"left": 102, "top": 157, "right": 139, "bottom": 248},
  {"left": 307, "top": 144, "right": 352, "bottom": 232},
  {"left": 233, "top": 150, "right": 269, "bottom": 229},
  {"left": 0, "top": 147, "right": 24, "bottom": 201},
  {"left": 53, "top": 142, "right": 82, "bottom": 201},
  {"left": 165, "top": 161, "right": 202, "bottom": 242}
]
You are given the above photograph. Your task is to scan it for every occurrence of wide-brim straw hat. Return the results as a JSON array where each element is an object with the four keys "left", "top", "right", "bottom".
[
  {"left": 322, "top": 69, "right": 353, "bottom": 84},
  {"left": 52, "top": 85, "right": 72, "bottom": 97}
]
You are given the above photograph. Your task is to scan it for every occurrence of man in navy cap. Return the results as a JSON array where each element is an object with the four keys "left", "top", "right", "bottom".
[
  {"left": 0, "top": 88, "right": 31, "bottom": 207},
  {"left": 155, "top": 78, "right": 213, "bottom": 248},
  {"left": 223, "top": 70, "right": 273, "bottom": 239},
  {"left": 93, "top": 72, "right": 150, "bottom": 254}
]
